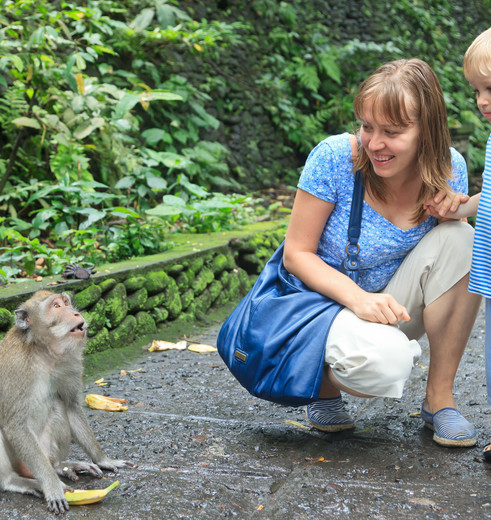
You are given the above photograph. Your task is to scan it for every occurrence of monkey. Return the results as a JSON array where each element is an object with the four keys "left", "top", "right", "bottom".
[{"left": 0, "top": 290, "right": 133, "bottom": 514}]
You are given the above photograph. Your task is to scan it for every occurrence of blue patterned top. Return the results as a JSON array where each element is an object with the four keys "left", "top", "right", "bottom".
[
  {"left": 469, "top": 132, "right": 491, "bottom": 298},
  {"left": 298, "top": 133, "right": 468, "bottom": 292}
]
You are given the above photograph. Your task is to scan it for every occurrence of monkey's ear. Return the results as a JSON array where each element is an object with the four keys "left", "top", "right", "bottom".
[{"left": 14, "top": 309, "right": 31, "bottom": 330}]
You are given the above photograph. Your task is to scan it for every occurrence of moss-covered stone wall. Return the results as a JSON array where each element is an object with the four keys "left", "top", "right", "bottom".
[{"left": 0, "top": 220, "right": 287, "bottom": 353}]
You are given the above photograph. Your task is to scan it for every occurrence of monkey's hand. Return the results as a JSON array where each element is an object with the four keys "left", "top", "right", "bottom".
[
  {"left": 45, "top": 481, "right": 73, "bottom": 514},
  {"left": 95, "top": 456, "right": 136, "bottom": 472},
  {"left": 55, "top": 461, "right": 104, "bottom": 481}
]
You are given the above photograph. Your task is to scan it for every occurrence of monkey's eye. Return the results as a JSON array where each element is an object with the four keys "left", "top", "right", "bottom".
[{"left": 52, "top": 302, "right": 61, "bottom": 308}]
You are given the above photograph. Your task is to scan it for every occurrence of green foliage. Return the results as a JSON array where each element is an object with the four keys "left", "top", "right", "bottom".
[{"left": 0, "top": 0, "right": 489, "bottom": 284}]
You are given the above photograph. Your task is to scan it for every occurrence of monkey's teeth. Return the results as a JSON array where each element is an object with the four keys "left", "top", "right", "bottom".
[{"left": 71, "top": 322, "right": 85, "bottom": 332}]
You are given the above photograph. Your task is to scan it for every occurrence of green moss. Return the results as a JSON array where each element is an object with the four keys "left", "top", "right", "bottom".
[
  {"left": 86, "top": 327, "right": 110, "bottom": 354},
  {"left": 73, "top": 284, "right": 102, "bottom": 311},
  {"left": 238, "top": 268, "right": 253, "bottom": 291},
  {"left": 208, "top": 280, "right": 223, "bottom": 303},
  {"left": 193, "top": 268, "right": 214, "bottom": 295},
  {"left": 219, "top": 270, "right": 230, "bottom": 288},
  {"left": 189, "top": 255, "right": 204, "bottom": 274},
  {"left": 85, "top": 299, "right": 106, "bottom": 337},
  {"left": 104, "top": 283, "right": 128, "bottom": 328},
  {"left": 124, "top": 276, "right": 147, "bottom": 292},
  {"left": 98, "top": 278, "right": 117, "bottom": 293},
  {"left": 163, "top": 278, "right": 182, "bottom": 318},
  {"left": 108, "top": 314, "right": 137, "bottom": 348},
  {"left": 176, "top": 270, "right": 194, "bottom": 291},
  {"left": 211, "top": 253, "right": 229, "bottom": 274},
  {"left": 144, "top": 270, "right": 170, "bottom": 294},
  {"left": 152, "top": 306, "right": 169, "bottom": 323},
  {"left": 180, "top": 288, "right": 194, "bottom": 310},
  {"left": 127, "top": 287, "right": 148, "bottom": 313},
  {"left": 0, "top": 308, "right": 13, "bottom": 331},
  {"left": 144, "top": 291, "right": 166, "bottom": 310},
  {"left": 135, "top": 311, "right": 157, "bottom": 334},
  {"left": 194, "top": 289, "right": 212, "bottom": 314},
  {"left": 167, "top": 263, "right": 184, "bottom": 275}
]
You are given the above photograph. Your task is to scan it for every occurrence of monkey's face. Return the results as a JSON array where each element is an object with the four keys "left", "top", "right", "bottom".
[{"left": 15, "top": 291, "right": 88, "bottom": 355}]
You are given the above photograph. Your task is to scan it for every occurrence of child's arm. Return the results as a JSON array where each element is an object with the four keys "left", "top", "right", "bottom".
[
  {"left": 425, "top": 192, "right": 480, "bottom": 220},
  {"left": 450, "top": 192, "right": 480, "bottom": 218}
]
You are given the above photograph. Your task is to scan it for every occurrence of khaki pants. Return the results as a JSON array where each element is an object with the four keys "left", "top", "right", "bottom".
[{"left": 325, "top": 221, "right": 474, "bottom": 398}]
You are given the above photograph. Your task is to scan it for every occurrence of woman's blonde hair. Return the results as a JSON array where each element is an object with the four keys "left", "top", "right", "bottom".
[
  {"left": 463, "top": 27, "right": 491, "bottom": 79},
  {"left": 353, "top": 58, "right": 452, "bottom": 223}
]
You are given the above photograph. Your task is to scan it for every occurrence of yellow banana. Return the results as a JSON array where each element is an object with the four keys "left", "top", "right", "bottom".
[
  {"left": 85, "top": 394, "right": 128, "bottom": 411},
  {"left": 65, "top": 480, "right": 119, "bottom": 505}
]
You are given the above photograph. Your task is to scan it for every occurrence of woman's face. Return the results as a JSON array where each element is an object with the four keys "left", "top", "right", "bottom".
[{"left": 359, "top": 98, "right": 420, "bottom": 183}]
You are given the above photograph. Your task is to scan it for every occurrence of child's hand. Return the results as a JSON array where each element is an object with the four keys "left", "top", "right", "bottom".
[{"left": 423, "top": 190, "right": 469, "bottom": 219}]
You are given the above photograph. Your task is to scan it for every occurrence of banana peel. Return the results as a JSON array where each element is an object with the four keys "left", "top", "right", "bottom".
[
  {"left": 85, "top": 394, "right": 128, "bottom": 412},
  {"left": 65, "top": 480, "right": 119, "bottom": 506},
  {"left": 148, "top": 339, "right": 187, "bottom": 352},
  {"left": 188, "top": 343, "right": 217, "bottom": 353}
]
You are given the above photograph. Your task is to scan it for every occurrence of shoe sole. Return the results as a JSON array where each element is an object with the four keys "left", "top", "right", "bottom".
[
  {"left": 305, "top": 411, "right": 355, "bottom": 432},
  {"left": 424, "top": 422, "right": 477, "bottom": 447}
]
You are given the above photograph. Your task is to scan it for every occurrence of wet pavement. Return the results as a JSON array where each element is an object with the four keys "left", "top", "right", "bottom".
[{"left": 2, "top": 303, "right": 491, "bottom": 520}]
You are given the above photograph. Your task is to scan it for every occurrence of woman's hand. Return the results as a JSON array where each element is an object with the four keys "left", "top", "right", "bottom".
[
  {"left": 423, "top": 190, "right": 469, "bottom": 219},
  {"left": 350, "top": 292, "right": 410, "bottom": 324}
]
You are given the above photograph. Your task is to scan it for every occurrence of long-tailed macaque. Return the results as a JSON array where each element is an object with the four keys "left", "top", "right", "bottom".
[{"left": 0, "top": 290, "right": 133, "bottom": 514}]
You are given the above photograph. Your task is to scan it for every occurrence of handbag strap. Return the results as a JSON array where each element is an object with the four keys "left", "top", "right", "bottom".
[{"left": 343, "top": 170, "right": 365, "bottom": 281}]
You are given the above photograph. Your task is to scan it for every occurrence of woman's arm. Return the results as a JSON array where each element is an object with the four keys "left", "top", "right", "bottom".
[{"left": 283, "top": 189, "right": 410, "bottom": 324}]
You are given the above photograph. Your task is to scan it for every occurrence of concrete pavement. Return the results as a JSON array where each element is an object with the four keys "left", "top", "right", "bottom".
[{"left": 1, "top": 303, "right": 491, "bottom": 520}]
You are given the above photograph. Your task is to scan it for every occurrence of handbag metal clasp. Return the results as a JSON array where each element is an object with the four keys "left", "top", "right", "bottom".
[{"left": 234, "top": 349, "right": 248, "bottom": 363}]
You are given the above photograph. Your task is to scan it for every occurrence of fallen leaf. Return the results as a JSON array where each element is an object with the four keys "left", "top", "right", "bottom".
[
  {"left": 409, "top": 411, "right": 421, "bottom": 417},
  {"left": 188, "top": 343, "right": 217, "bottom": 353},
  {"left": 120, "top": 368, "right": 143, "bottom": 376},
  {"left": 149, "top": 340, "right": 187, "bottom": 352},
  {"left": 95, "top": 378, "right": 104, "bottom": 384},
  {"left": 409, "top": 497, "right": 437, "bottom": 506},
  {"left": 284, "top": 420, "right": 309, "bottom": 430},
  {"left": 257, "top": 505, "right": 264, "bottom": 511}
]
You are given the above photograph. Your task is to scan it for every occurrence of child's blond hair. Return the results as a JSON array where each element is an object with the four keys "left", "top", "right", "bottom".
[{"left": 463, "top": 27, "right": 491, "bottom": 79}]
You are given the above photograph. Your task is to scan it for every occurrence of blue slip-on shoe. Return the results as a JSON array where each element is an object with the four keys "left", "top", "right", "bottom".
[
  {"left": 420, "top": 402, "right": 477, "bottom": 447},
  {"left": 305, "top": 396, "right": 355, "bottom": 432}
]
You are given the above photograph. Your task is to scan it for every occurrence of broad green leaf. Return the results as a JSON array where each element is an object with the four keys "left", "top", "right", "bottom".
[
  {"left": 10, "top": 55, "right": 23, "bottom": 72},
  {"left": 110, "top": 207, "right": 141, "bottom": 219},
  {"left": 114, "top": 177, "right": 135, "bottom": 189},
  {"left": 155, "top": 3, "right": 176, "bottom": 28},
  {"left": 73, "top": 117, "right": 105, "bottom": 139},
  {"left": 146, "top": 204, "right": 183, "bottom": 217},
  {"left": 12, "top": 117, "right": 41, "bottom": 129},
  {"left": 146, "top": 176, "right": 167, "bottom": 190},
  {"left": 163, "top": 194, "right": 187, "bottom": 207},
  {"left": 142, "top": 128, "right": 166, "bottom": 145},
  {"left": 179, "top": 176, "right": 208, "bottom": 198},
  {"left": 131, "top": 8, "right": 155, "bottom": 32},
  {"left": 77, "top": 208, "right": 107, "bottom": 230},
  {"left": 113, "top": 93, "right": 140, "bottom": 119}
]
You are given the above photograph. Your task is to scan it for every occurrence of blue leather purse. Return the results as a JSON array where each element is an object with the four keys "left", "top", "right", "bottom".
[{"left": 217, "top": 171, "right": 364, "bottom": 406}]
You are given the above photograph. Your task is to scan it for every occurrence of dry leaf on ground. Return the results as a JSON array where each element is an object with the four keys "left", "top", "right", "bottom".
[{"left": 188, "top": 343, "right": 217, "bottom": 353}]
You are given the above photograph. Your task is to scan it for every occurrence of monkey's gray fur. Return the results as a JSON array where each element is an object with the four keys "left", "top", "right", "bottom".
[{"left": 0, "top": 290, "right": 133, "bottom": 514}]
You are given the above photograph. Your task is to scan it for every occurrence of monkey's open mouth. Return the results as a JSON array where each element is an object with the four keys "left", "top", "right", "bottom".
[{"left": 70, "top": 322, "right": 86, "bottom": 333}]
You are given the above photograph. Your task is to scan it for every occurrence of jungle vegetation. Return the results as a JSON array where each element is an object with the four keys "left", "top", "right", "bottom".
[{"left": 0, "top": 0, "right": 489, "bottom": 283}]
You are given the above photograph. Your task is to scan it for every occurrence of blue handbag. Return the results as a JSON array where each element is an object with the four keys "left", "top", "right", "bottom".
[{"left": 217, "top": 170, "right": 364, "bottom": 406}]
